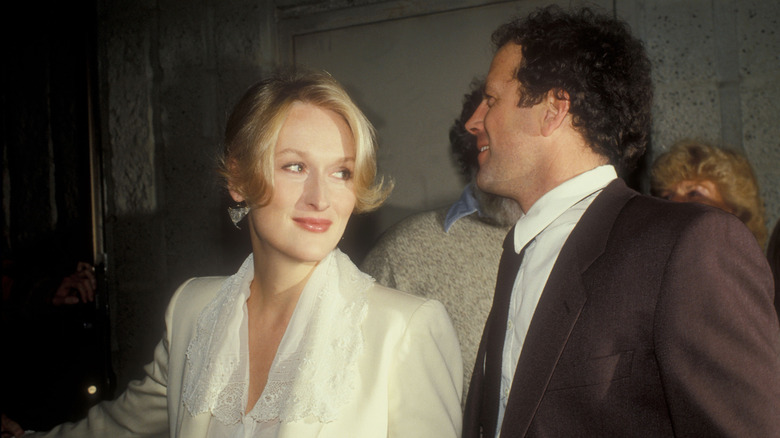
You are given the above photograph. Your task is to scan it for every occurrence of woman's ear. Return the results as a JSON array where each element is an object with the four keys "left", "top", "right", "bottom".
[
  {"left": 226, "top": 158, "right": 246, "bottom": 203},
  {"left": 541, "top": 89, "right": 571, "bottom": 137},
  {"left": 228, "top": 186, "right": 245, "bottom": 203}
]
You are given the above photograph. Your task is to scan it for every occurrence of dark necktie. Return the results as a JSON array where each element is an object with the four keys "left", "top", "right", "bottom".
[{"left": 471, "top": 226, "right": 526, "bottom": 437}]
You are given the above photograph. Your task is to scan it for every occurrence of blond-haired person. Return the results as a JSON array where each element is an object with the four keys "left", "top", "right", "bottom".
[
  {"left": 651, "top": 139, "right": 767, "bottom": 248},
  {"left": 28, "top": 70, "right": 462, "bottom": 438}
]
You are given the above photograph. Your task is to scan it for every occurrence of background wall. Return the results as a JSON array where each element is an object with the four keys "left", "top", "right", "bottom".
[
  {"left": 290, "top": 1, "right": 565, "bottom": 243},
  {"left": 5, "top": 0, "right": 778, "bottom": 398}
]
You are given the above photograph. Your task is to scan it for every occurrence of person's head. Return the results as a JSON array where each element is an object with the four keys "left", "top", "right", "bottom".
[
  {"left": 651, "top": 140, "right": 767, "bottom": 248},
  {"left": 450, "top": 78, "right": 486, "bottom": 183},
  {"left": 465, "top": 6, "right": 652, "bottom": 210},
  {"left": 219, "top": 70, "right": 392, "bottom": 262},
  {"left": 450, "top": 78, "right": 522, "bottom": 226},
  {"left": 219, "top": 69, "right": 391, "bottom": 214}
]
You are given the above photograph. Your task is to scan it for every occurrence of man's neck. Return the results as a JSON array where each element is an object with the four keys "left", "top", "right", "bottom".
[{"left": 516, "top": 149, "right": 609, "bottom": 213}]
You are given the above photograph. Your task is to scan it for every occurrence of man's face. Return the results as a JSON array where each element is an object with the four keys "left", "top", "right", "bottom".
[{"left": 465, "top": 43, "right": 549, "bottom": 211}]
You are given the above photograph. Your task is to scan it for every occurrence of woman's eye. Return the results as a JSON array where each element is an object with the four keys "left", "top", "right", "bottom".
[
  {"left": 333, "top": 169, "right": 352, "bottom": 180},
  {"left": 283, "top": 163, "right": 304, "bottom": 173}
]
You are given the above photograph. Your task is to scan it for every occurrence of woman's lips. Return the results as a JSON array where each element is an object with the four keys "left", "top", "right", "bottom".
[{"left": 293, "top": 217, "right": 332, "bottom": 232}]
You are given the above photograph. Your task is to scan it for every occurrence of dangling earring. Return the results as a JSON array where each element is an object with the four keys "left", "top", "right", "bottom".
[{"left": 228, "top": 202, "right": 250, "bottom": 229}]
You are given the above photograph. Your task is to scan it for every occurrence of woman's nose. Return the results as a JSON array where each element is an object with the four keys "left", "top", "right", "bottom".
[{"left": 302, "top": 173, "right": 330, "bottom": 210}]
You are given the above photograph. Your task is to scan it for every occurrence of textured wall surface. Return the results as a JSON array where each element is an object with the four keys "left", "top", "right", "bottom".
[
  {"left": 624, "top": 0, "right": 780, "bottom": 228},
  {"left": 95, "top": 0, "right": 780, "bottom": 389}
]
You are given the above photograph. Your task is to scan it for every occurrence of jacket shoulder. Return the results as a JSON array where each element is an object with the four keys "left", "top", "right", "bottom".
[
  {"left": 368, "top": 283, "right": 428, "bottom": 312},
  {"left": 366, "top": 283, "right": 452, "bottom": 326},
  {"left": 595, "top": 179, "right": 738, "bottom": 234},
  {"left": 167, "top": 276, "right": 227, "bottom": 317},
  {"left": 620, "top": 191, "right": 747, "bottom": 238}
]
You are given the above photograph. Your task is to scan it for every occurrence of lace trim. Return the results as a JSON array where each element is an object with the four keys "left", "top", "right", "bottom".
[{"left": 182, "top": 249, "right": 372, "bottom": 425}]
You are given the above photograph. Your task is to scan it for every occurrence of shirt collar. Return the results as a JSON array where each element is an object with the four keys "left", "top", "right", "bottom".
[
  {"left": 513, "top": 165, "right": 617, "bottom": 252},
  {"left": 444, "top": 183, "right": 481, "bottom": 232}
]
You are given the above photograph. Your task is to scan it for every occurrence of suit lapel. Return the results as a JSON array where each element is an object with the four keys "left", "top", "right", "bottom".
[{"left": 499, "top": 179, "right": 636, "bottom": 436}]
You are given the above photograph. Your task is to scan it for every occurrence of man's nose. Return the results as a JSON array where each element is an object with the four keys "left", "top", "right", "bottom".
[{"left": 465, "top": 100, "right": 487, "bottom": 138}]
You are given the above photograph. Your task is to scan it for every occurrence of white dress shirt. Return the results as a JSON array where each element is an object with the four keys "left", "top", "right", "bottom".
[{"left": 495, "top": 165, "right": 617, "bottom": 435}]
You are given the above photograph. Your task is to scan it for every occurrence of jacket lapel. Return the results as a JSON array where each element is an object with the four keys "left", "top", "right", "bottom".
[{"left": 499, "top": 179, "right": 636, "bottom": 436}]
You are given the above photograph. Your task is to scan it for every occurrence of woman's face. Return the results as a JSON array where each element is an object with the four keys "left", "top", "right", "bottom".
[
  {"left": 658, "top": 179, "right": 734, "bottom": 213},
  {"left": 237, "top": 102, "right": 357, "bottom": 265}
]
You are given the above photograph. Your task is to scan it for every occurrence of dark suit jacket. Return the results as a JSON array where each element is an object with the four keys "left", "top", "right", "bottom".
[{"left": 464, "top": 179, "right": 780, "bottom": 437}]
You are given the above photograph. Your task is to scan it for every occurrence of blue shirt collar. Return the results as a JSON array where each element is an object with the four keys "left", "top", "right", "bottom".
[{"left": 444, "top": 183, "right": 481, "bottom": 233}]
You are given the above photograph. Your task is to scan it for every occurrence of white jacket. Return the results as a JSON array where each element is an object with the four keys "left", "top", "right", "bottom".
[{"left": 33, "top": 252, "right": 463, "bottom": 437}]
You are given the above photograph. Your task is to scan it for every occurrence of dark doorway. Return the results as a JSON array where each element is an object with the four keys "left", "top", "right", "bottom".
[{"left": 2, "top": 0, "right": 113, "bottom": 430}]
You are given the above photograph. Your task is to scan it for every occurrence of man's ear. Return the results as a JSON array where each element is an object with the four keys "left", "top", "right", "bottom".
[{"left": 541, "top": 89, "right": 571, "bottom": 137}]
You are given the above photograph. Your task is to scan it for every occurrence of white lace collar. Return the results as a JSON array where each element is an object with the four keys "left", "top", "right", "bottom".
[{"left": 182, "top": 249, "right": 373, "bottom": 425}]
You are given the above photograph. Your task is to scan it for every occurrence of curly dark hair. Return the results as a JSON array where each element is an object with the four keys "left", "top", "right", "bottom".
[
  {"left": 492, "top": 5, "right": 653, "bottom": 173},
  {"left": 449, "top": 78, "right": 485, "bottom": 182}
]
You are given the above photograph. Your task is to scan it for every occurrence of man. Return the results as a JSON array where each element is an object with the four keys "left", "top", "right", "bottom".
[
  {"left": 463, "top": 6, "right": 780, "bottom": 437},
  {"left": 361, "top": 80, "right": 522, "bottom": 395}
]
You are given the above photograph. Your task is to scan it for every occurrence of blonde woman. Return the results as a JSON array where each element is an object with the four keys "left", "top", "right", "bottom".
[
  {"left": 651, "top": 139, "right": 767, "bottom": 248},
  {"left": 30, "top": 70, "right": 462, "bottom": 437}
]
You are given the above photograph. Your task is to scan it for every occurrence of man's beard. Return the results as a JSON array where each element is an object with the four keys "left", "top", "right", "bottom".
[{"left": 472, "top": 183, "right": 523, "bottom": 227}]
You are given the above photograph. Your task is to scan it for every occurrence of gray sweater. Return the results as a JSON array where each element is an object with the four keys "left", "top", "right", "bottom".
[{"left": 361, "top": 207, "right": 511, "bottom": 396}]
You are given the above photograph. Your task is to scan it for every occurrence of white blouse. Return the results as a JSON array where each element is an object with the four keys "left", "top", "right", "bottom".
[{"left": 183, "top": 250, "right": 372, "bottom": 437}]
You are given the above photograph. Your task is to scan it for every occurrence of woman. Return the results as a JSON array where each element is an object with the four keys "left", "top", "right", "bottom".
[
  {"left": 651, "top": 139, "right": 767, "bottom": 248},
  {"left": 29, "top": 70, "right": 463, "bottom": 437}
]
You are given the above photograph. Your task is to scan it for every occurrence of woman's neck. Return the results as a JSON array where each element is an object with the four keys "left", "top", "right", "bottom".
[
  {"left": 247, "top": 248, "right": 318, "bottom": 318},
  {"left": 244, "top": 250, "right": 320, "bottom": 414}
]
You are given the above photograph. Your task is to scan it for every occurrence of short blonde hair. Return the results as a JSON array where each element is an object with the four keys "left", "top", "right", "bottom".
[
  {"left": 651, "top": 139, "right": 767, "bottom": 248},
  {"left": 218, "top": 69, "right": 392, "bottom": 213}
]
